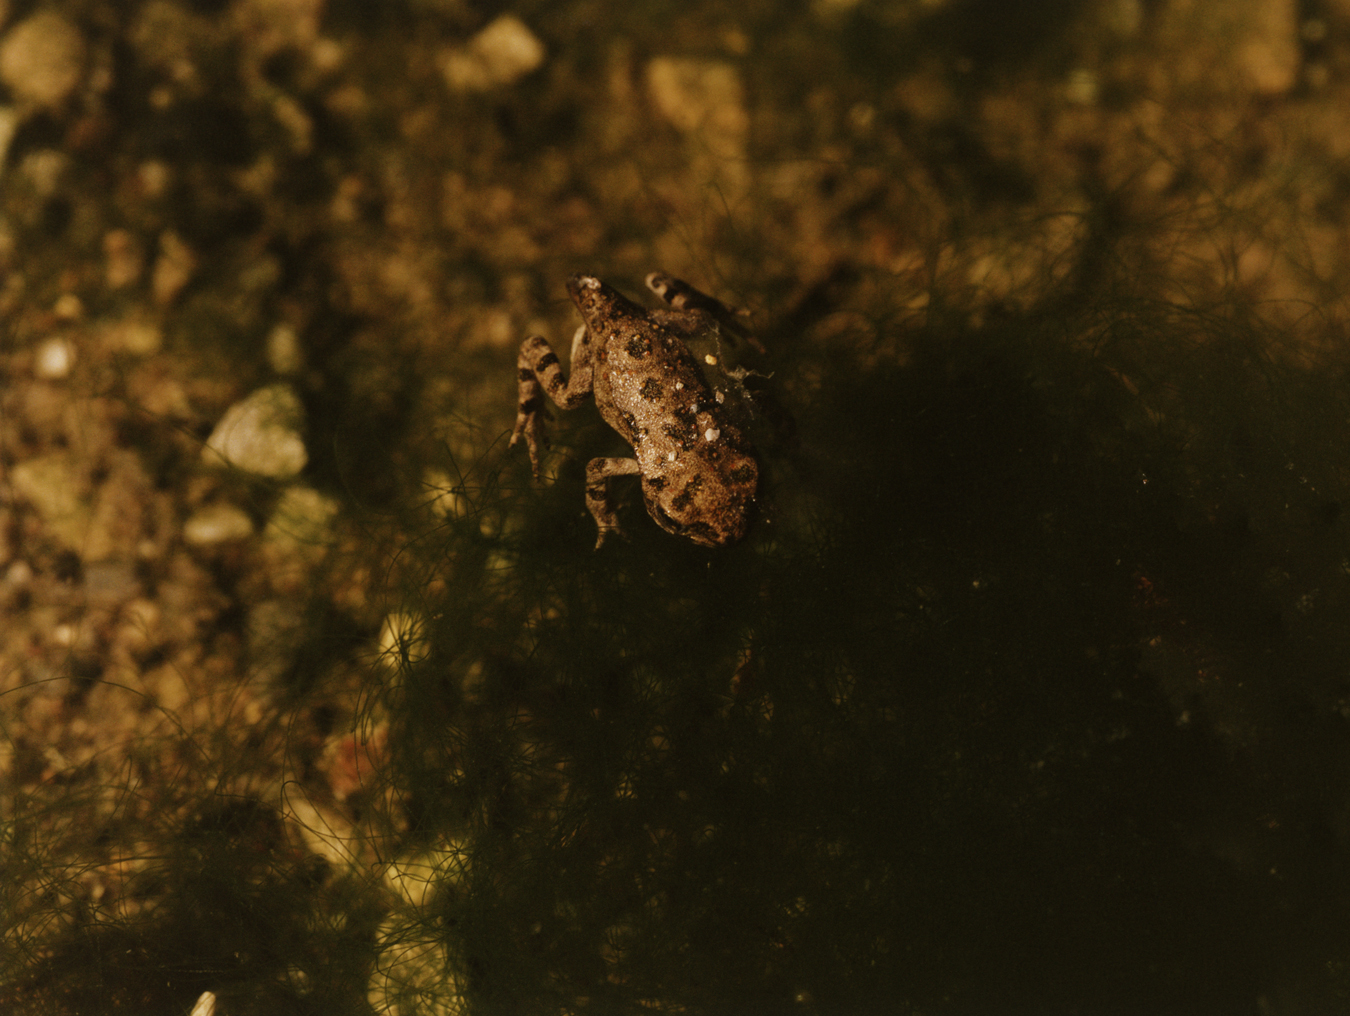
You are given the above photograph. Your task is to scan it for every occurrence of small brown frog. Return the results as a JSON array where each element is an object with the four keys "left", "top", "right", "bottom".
[{"left": 511, "top": 273, "right": 759, "bottom": 548}]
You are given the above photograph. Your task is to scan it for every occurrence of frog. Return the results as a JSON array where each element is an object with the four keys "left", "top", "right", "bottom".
[{"left": 510, "top": 272, "right": 760, "bottom": 548}]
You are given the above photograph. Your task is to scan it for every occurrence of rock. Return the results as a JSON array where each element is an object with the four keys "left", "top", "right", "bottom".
[
  {"left": 203, "top": 384, "right": 308, "bottom": 478},
  {"left": 0, "top": 11, "right": 86, "bottom": 109},
  {"left": 264, "top": 485, "right": 338, "bottom": 549},
  {"left": 246, "top": 596, "right": 304, "bottom": 679},
  {"left": 377, "top": 612, "right": 429, "bottom": 670},
  {"left": 151, "top": 230, "right": 197, "bottom": 306},
  {"left": 83, "top": 559, "right": 140, "bottom": 606},
  {"left": 0, "top": 105, "right": 19, "bottom": 166},
  {"left": 647, "top": 58, "right": 748, "bottom": 140},
  {"left": 1158, "top": 0, "right": 1300, "bottom": 96},
  {"left": 52, "top": 293, "right": 82, "bottom": 320},
  {"left": 1237, "top": 0, "right": 1299, "bottom": 94},
  {"left": 99, "top": 317, "right": 162, "bottom": 356},
  {"left": 232, "top": 0, "right": 326, "bottom": 61},
  {"left": 441, "top": 15, "right": 545, "bottom": 92},
  {"left": 103, "top": 229, "right": 144, "bottom": 290},
  {"left": 183, "top": 503, "right": 254, "bottom": 546},
  {"left": 266, "top": 323, "right": 303, "bottom": 375},
  {"left": 83, "top": 449, "right": 153, "bottom": 562},
  {"left": 10, "top": 453, "right": 89, "bottom": 549},
  {"left": 261, "top": 484, "right": 339, "bottom": 588},
  {"left": 33, "top": 337, "right": 74, "bottom": 379},
  {"left": 20, "top": 148, "right": 68, "bottom": 195},
  {"left": 646, "top": 57, "right": 749, "bottom": 195}
]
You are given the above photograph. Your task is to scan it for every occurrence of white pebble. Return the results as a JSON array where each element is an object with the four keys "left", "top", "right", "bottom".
[
  {"left": 378, "top": 612, "right": 429, "bottom": 667},
  {"left": 203, "top": 384, "right": 308, "bottom": 478},
  {"left": 183, "top": 503, "right": 254, "bottom": 546},
  {"left": 4, "top": 559, "right": 33, "bottom": 587},
  {"left": 0, "top": 12, "right": 86, "bottom": 109},
  {"left": 441, "top": 15, "right": 545, "bottom": 91},
  {"left": 34, "top": 337, "right": 74, "bottom": 378}
]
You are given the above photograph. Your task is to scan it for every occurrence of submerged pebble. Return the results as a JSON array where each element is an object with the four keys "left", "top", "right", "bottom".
[
  {"left": 34, "top": 337, "right": 74, "bottom": 379},
  {"left": 203, "top": 384, "right": 308, "bottom": 478},
  {"left": 0, "top": 12, "right": 86, "bottom": 109},
  {"left": 183, "top": 503, "right": 254, "bottom": 546},
  {"left": 441, "top": 15, "right": 544, "bottom": 92}
]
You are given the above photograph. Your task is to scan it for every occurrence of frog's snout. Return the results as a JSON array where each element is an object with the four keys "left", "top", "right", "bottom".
[{"left": 567, "top": 274, "right": 602, "bottom": 294}]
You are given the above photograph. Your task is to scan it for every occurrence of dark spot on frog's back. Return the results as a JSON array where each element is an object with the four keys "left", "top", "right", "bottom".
[
  {"left": 639, "top": 378, "right": 662, "bottom": 400},
  {"left": 663, "top": 422, "right": 692, "bottom": 446},
  {"left": 626, "top": 334, "right": 651, "bottom": 358},
  {"left": 670, "top": 475, "right": 704, "bottom": 511},
  {"left": 619, "top": 409, "right": 640, "bottom": 441},
  {"left": 730, "top": 462, "right": 756, "bottom": 485}
]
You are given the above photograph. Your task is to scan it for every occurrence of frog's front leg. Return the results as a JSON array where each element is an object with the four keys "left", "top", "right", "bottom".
[
  {"left": 585, "top": 456, "right": 641, "bottom": 548},
  {"left": 510, "top": 324, "right": 594, "bottom": 477}
]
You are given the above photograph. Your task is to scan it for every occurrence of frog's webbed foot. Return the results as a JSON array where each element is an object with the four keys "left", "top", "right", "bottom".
[
  {"left": 646, "top": 272, "right": 762, "bottom": 352},
  {"left": 585, "top": 456, "right": 641, "bottom": 548}
]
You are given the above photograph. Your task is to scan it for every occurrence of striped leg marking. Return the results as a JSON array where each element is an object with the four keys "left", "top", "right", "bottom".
[
  {"left": 645, "top": 272, "right": 759, "bottom": 349},
  {"left": 510, "top": 325, "right": 594, "bottom": 477},
  {"left": 585, "top": 456, "right": 642, "bottom": 548}
]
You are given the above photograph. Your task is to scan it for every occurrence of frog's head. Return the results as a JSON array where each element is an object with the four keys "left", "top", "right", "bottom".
[
  {"left": 643, "top": 452, "right": 758, "bottom": 548},
  {"left": 566, "top": 274, "right": 643, "bottom": 326}
]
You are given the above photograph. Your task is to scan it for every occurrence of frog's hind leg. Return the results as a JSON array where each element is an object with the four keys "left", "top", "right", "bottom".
[
  {"left": 511, "top": 325, "right": 595, "bottom": 477},
  {"left": 645, "top": 272, "right": 761, "bottom": 350},
  {"left": 585, "top": 456, "right": 641, "bottom": 548}
]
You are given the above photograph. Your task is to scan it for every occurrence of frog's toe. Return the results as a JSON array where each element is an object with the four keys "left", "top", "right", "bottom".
[
  {"left": 525, "top": 446, "right": 545, "bottom": 480},
  {"left": 511, "top": 415, "right": 551, "bottom": 474}
]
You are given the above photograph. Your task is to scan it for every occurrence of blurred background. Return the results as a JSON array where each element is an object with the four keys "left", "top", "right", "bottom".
[{"left": 5, "top": 0, "right": 1350, "bottom": 1013}]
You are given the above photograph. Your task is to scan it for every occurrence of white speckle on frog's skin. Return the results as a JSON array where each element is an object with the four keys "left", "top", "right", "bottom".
[{"left": 510, "top": 272, "right": 760, "bottom": 547}]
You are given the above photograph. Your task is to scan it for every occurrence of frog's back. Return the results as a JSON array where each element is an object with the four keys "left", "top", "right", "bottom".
[
  {"left": 538, "top": 274, "right": 760, "bottom": 547},
  {"left": 568, "top": 275, "right": 716, "bottom": 449}
]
